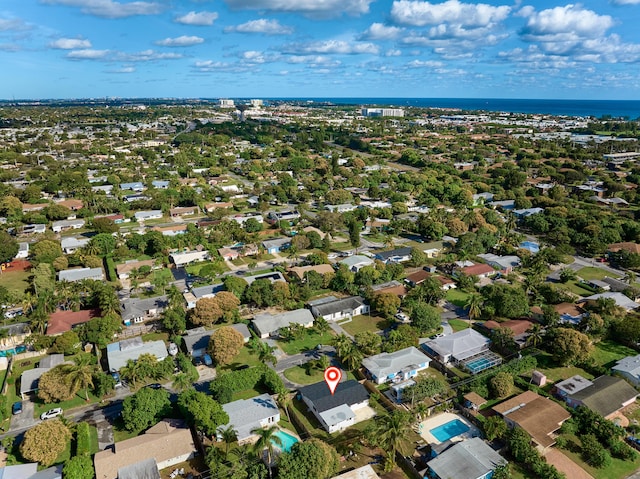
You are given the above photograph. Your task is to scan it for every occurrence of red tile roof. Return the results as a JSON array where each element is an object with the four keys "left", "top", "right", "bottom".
[
  {"left": 461, "top": 263, "right": 495, "bottom": 276},
  {"left": 47, "top": 309, "right": 99, "bottom": 335}
]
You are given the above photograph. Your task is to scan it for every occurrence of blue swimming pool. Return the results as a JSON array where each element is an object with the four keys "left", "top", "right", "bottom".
[
  {"left": 272, "top": 430, "right": 299, "bottom": 452},
  {"left": 0, "top": 345, "right": 26, "bottom": 357},
  {"left": 430, "top": 419, "right": 470, "bottom": 442}
]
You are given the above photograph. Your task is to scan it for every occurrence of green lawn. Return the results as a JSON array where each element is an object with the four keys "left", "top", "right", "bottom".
[
  {"left": 558, "top": 434, "right": 640, "bottom": 479},
  {"left": 0, "top": 268, "right": 30, "bottom": 299},
  {"left": 449, "top": 319, "right": 471, "bottom": 332},
  {"left": 591, "top": 340, "right": 637, "bottom": 369},
  {"left": 88, "top": 423, "right": 100, "bottom": 454},
  {"left": 185, "top": 261, "right": 229, "bottom": 276},
  {"left": 283, "top": 366, "right": 355, "bottom": 385},
  {"left": 339, "top": 315, "right": 392, "bottom": 336},
  {"left": 558, "top": 280, "right": 596, "bottom": 297},
  {"left": 534, "top": 351, "right": 593, "bottom": 383},
  {"left": 278, "top": 330, "right": 335, "bottom": 355},
  {"left": 576, "top": 266, "right": 620, "bottom": 280},
  {"left": 219, "top": 345, "right": 262, "bottom": 372},
  {"left": 446, "top": 289, "right": 471, "bottom": 307}
]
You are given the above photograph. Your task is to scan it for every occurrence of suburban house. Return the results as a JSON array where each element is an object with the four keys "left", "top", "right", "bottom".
[
  {"left": 288, "top": 264, "right": 335, "bottom": 282},
  {"left": 46, "top": 309, "right": 99, "bottom": 336},
  {"left": 423, "top": 329, "right": 500, "bottom": 374},
  {"left": 492, "top": 391, "right": 571, "bottom": 449},
  {"left": 134, "top": 210, "right": 163, "bottom": 221},
  {"left": 481, "top": 319, "right": 533, "bottom": 348},
  {"left": 106, "top": 337, "right": 169, "bottom": 372},
  {"left": 243, "top": 271, "right": 286, "bottom": 285},
  {"left": 554, "top": 375, "right": 639, "bottom": 421},
  {"left": 513, "top": 207, "right": 544, "bottom": 219},
  {"left": 14, "top": 242, "right": 29, "bottom": 259},
  {"left": 489, "top": 199, "right": 516, "bottom": 210},
  {"left": 331, "top": 465, "right": 380, "bottom": 479},
  {"left": 580, "top": 292, "right": 640, "bottom": 312},
  {"left": 218, "top": 247, "right": 240, "bottom": 261},
  {"left": 58, "top": 267, "right": 105, "bottom": 283},
  {"left": 93, "top": 419, "right": 196, "bottom": 479},
  {"left": 0, "top": 322, "right": 30, "bottom": 350},
  {"left": 371, "top": 280, "right": 408, "bottom": 298},
  {"left": 120, "top": 295, "right": 168, "bottom": 326},
  {"left": 262, "top": 237, "right": 291, "bottom": 254},
  {"left": 22, "top": 224, "right": 46, "bottom": 235},
  {"left": 325, "top": 204, "right": 357, "bottom": 213},
  {"left": 20, "top": 354, "right": 65, "bottom": 399},
  {"left": 152, "top": 224, "right": 188, "bottom": 236},
  {"left": 266, "top": 209, "right": 300, "bottom": 225},
  {"left": 373, "top": 247, "right": 412, "bottom": 264},
  {"left": 229, "top": 213, "right": 263, "bottom": 226},
  {"left": 182, "top": 327, "right": 211, "bottom": 358},
  {"left": 612, "top": 354, "right": 640, "bottom": 386},
  {"left": 477, "top": 253, "right": 521, "bottom": 274},
  {"left": 339, "top": 255, "right": 375, "bottom": 272},
  {"left": 459, "top": 263, "right": 496, "bottom": 279},
  {"left": 120, "top": 181, "right": 146, "bottom": 191},
  {"left": 220, "top": 393, "right": 280, "bottom": 443},
  {"left": 473, "top": 192, "right": 494, "bottom": 205},
  {"left": 608, "top": 241, "right": 640, "bottom": 255},
  {"left": 553, "top": 303, "right": 588, "bottom": 324},
  {"left": 51, "top": 219, "right": 85, "bottom": 233},
  {"left": 184, "top": 283, "right": 225, "bottom": 309},
  {"left": 362, "top": 346, "right": 431, "bottom": 385},
  {"left": 169, "top": 250, "right": 209, "bottom": 268},
  {"left": 422, "top": 241, "right": 445, "bottom": 258},
  {"left": 169, "top": 206, "right": 199, "bottom": 217},
  {"left": 426, "top": 437, "right": 507, "bottom": 479},
  {"left": 308, "top": 295, "right": 369, "bottom": 322},
  {"left": 151, "top": 180, "right": 169, "bottom": 189},
  {"left": 204, "top": 202, "right": 233, "bottom": 212},
  {"left": 115, "top": 259, "right": 157, "bottom": 280},
  {"left": 60, "top": 236, "right": 90, "bottom": 254},
  {"left": 298, "top": 379, "right": 371, "bottom": 433},
  {"left": 252, "top": 309, "right": 315, "bottom": 338},
  {"left": 0, "top": 463, "right": 61, "bottom": 479}
]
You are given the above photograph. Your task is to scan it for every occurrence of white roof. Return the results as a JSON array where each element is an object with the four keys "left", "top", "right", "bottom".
[
  {"left": 319, "top": 404, "right": 355, "bottom": 428},
  {"left": 106, "top": 338, "right": 168, "bottom": 371},
  {"left": 583, "top": 292, "right": 640, "bottom": 311},
  {"left": 221, "top": 393, "right": 279, "bottom": 441},
  {"left": 613, "top": 354, "right": 640, "bottom": 377},
  {"left": 252, "top": 309, "right": 314, "bottom": 336},
  {"left": 425, "top": 328, "right": 490, "bottom": 361},
  {"left": 362, "top": 346, "right": 430, "bottom": 379}
]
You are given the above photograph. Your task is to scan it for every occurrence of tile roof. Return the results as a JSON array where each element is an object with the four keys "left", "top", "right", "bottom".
[{"left": 46, "top": 308, "right": 99, "bottom": 335}]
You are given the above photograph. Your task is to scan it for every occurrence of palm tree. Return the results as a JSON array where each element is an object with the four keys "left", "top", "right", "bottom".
[
  {"left": 313, "top": 317, "right": 330, "bottom": 335},
  {"left": 276, "top": 391, "right": 291, "bottom": 423},
  {"left": 465, "top": 293, "right": 483, "bottom": 322},
  {"left": 120, "top": 359, "right": 140, "bottom": 387},
  {"left": 525, "top": 323, "right": 544, "bottom": 348},
  {"left": 340, "top": 344, "right": 363, "bottom": 371},
  {"left": 625, "top": 271, "right": 637, "bottom": 285},
  {"left": 61, "top": 354, "right": 96, "bottom": 401},
  {"left": 251, "top": 426, "right": 282, "bottom": 479},
  {"left": 172, "top": 372, "right": 192, "bottom": 392},
  {"left": 317, "top": 354, "right": 331, "bottom": 371},
  {"left": 370, "top": 410, "right": 413, "bottom": 470},
  {"left": 331, "top": 334, "right": 352, "bottom": 358},
  {"left": 219, "top": 425, "right": 238, "bottom": 459},
  {"left": 248, "top": 338, "right": 278, "bottom": 366}
]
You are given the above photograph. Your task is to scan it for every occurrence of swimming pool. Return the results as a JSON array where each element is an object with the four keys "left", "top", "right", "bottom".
[
  {"left": 429, "top": 419, "right": 470, "bottom": 442},
  {"left": 272, "top": 430, "right": 299, "bottom": 452},
  {"left": 0, "top": 345, "right": 26, "bottom": 357}
]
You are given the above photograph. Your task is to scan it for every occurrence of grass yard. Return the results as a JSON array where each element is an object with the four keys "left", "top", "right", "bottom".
[
  {"left": 446, "top": 289, "right": 471, "bottom": 307},
  {"left": 591, "top": 339, "right": 637, "bottom": 369},
  {"left": 534, "top": 352, "right": 593, "bottom": 383},
  {"left": 141, "top": 331, "right": 169, "bottom": 342},
  {"left": 0, "top": 268, "right": 30, "bottom": 299},
  {"left": 219, "top": 345, "right": 262, "bottom": 372},
  {"left": 278, "top": 330, "right": 334, "bottom": 355},
  {"left": 185, "top": 261, "right": 229, "bottom": 276},
  {"left": 576, "top": 266, "right": 620, "bottom": 280},
  {"left": 558, "top": 280, "right": 596, "bottom": 297},
  {"left": 449, "top": 318, "right": 472, "bottom": 332},
  {"left": 283, "top": 366, "right": 355, "bottom": 385},
  {"left": 557, "top": 434, "right": 640, "bottom": 479},
  {"left": 339, "top": 315, "right": 392, "bottom": 336}
]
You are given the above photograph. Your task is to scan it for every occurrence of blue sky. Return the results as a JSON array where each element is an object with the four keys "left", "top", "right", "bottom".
[{"left": 1, "top": 0, "right": 640, "bottom": 99}]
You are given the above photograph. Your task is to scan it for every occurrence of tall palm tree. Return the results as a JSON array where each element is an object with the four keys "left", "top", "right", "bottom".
[
  {"left": 172, "top": 372, "right": 192, "bottom": 392},
  {"left": 248, "top": 338, "right": 278, "bottom": 366},
  {"left": 465, "top": 293, "right": 483, "bottom": 322},
  {"left": 219, "top": 425, "right": 238, "bottom": 459},
  {"left": 61, "top": 354, "right": 96, "bottom": 401},
  {"left": 331, "top": 334, "right": 352, "bottom": 358},
  {"left": 341, "top": 344, "right": 363, "bottom": 371},
  {"left": 525, "top": 323, "right": 544, "bottom": 348},
  {"left": 370, "top": 410, "right": 413, "bottom": 470},
  {"left": 251, "top": 425, "right": 282, "bottom": 479},
  {"left": 276, "top": 391, "right": 291, "bottom": 423},
  {"left": 314, "top": 317, "right": 330, "bottom": 335}
]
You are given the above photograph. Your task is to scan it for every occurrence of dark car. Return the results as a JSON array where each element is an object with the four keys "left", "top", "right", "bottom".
[
  {"left": 12, "top": 401, "right": 23, "bottom": 415},
  {"left": 146, "top": 383, "right": 163, "bottom": 390}
]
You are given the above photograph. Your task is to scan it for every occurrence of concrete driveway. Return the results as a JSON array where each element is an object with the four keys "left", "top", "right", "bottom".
[{"left": 9, "top": 399, "right": 37, "bottom": 431}]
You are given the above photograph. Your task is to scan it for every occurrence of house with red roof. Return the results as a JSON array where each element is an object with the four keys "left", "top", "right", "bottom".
[
  {"left": 460, "top": 263, "right": 496, "bottom": 278},
  {"left": 46, "top": 309, "right": 99, "bottom": 336}
]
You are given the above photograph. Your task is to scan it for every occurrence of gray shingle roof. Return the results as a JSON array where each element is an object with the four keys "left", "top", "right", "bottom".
[
  {"left": 221, "top": 393, "right": 279, "bottom": 441},
  {"left": 362, "top": 347, "right": 430, "bottom": 380},
  {"left": 427, "top": 437, "right": 506, "bottom": 479},
  {"left": 58, "top": 267, "right": 104, "bottom": 282},
  {"left": 106, "top": 337, "right": 169, "bottom": 371},
  {"left": 424, "top": 328, "right": 490, "bottom": 361},
  {"left": 298, "top": 379, "right": 369, "bottom": 413},
  {"left": 182, "top": 327, "right": 210, "bottom": 354},
  {"left": 569, "top": 375, "right": 639, "bottom": 417},
  {"left": 252, "top": 309, "right": 314, "bottom": 336},
  {"left": 120, "top": 295, "right": 168, "bottom": 322},
  {"left": 310, "top": 296, "right": 366, "bottom": 317}
]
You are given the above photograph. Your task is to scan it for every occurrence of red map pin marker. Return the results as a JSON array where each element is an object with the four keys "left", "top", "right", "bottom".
[{"left": 324, "top": 366, "right": 342, "bottom": 395}]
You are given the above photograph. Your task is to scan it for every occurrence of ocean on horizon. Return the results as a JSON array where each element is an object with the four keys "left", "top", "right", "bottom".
[{"left": 269, "top": 97, "right": 640, "bottom": 120}]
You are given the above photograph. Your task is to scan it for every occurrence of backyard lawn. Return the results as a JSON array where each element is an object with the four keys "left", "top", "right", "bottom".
[
  {"left": 533, "top": 352, "right": 593, "bottom": 383},
  {"left": 0, "top": 268, "right": 30, "bottom": 299},
  {"left": 278, "top": 330, "right": 335, "bottom": 355},
  {"left": 339, "top": 315, "right": 392, "bottom": 336},
  {"left": 591, "top": 339, "right": 637, "bottom": 369},
  {"left": 446, "top": 289, "right": 471, "bottom": 307},
  {"left": 557, "top": 434, "right": 640, "bottom": 479},
  {"left": 448, "top": 318, "right": 471, "bottom": 332},
  {"left": 283, "top": 366, "right": 355, "bottom": 385},
  {"left": 576, "top": 266, "right": 620, "bottom": 280},
  {"left": 219, "top": 345, "right": 263, "bottom": 372}
]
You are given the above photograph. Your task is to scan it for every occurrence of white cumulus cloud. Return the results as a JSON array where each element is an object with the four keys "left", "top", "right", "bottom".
[
  {"left": 521, "top": 4, "right": 614, "bottom": 40},
  {"left": 67, "top": 49, "right": 110, "bottom": 59},
  {"left": 0, "top": 17, "right": 31, "bottom": 32},
  {"left": 222, "top": 0, "right": 373, "bottom": 17},
  {"left": 174, "top": 11, "right": 218, "bottom": 26},
  {"left": 41, "top": 0, "right": 163, "bottom": 19},
  {"left": 49, "top": 38, "right": 92, "bottom": 49},
  {"left": 155, "top": 36, "right": 204, "bottom": 47},
  {"left": 283, "top": 40, "right": 379, "bottom": 55},
  {"left": 360, "top": 23, "right": 403, "bottom": 40},
  {"left": 224, "top": 19, "right": 293, "bottom": 35},
  {"left": 390, "top": 0, "right": 511, "bottom": 27},
  {"left": 610, "top": 0, "right": 640, "bottom": 4}
]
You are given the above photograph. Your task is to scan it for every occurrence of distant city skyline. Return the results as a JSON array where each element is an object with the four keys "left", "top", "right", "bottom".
[{"left": 1, "top": 0, "right": 640, "bottom": 100}]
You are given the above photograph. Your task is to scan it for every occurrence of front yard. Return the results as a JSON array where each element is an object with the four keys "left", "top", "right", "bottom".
[
  {"left": 277, "top": 330, "right": 335, "bottom": 355},
  {"left": 339, "top": 315, "right": 392, "bottom": 336}
]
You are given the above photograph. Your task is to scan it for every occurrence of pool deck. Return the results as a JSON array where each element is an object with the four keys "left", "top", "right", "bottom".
[{"left": 416, "top": 412, "right": 480, "bottom": 445}]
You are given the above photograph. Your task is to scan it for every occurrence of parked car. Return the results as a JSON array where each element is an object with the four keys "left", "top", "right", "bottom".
[
  {"left": 145, "top": 383, "right": 162, "bottom": 390},
  {"left": 12, "top": 401, "right": 23, "bottom": 415},
  {"left": 40, "top": 408, "right": 63, "bottom": 420},
  {"left": 395, "top": 312, "right": 410, "bottom": 323}
]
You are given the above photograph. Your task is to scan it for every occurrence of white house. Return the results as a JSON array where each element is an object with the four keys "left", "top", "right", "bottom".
[
  {"left": 362, "top": 347, "right": 431, "bottom": 385},
  {"left": 134, "top": 210, "right": 163, "bottom": 221},
  {"left": 252, "top": 309, "right": 314, "bottom": 338},
  {"left": 14, "top": 242, "right": 29, "bottom": 259},
  {"left": 51, "top": 219, "right": 85, "bottom": 233},
  {"left": 308, "top": 296, "right": 369, "bottom": 322},
  {"left": 612, "top": 354, "right": 640, "bottom": 386},
  {"left": 221, "top": 393, "right": 280, "bottom": 443}
]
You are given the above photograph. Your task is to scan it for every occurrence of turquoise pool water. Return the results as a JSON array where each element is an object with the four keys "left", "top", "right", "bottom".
[
  {"left": 272, "top": 430, "right": 299, "bottom": 452},
  {"left": 430, "top": 419, "right": 470, "bottom": 442},
  {"left": 0, "top": 345, "right": 26, "bottom": 357}
]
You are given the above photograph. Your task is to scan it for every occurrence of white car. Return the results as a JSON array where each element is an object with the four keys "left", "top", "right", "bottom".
[
  {"left": 40, "top": 408, "right": 63, "bottom": 420},
  {"left": 395, "top": 312, "right": 410, "bottom": 322}
]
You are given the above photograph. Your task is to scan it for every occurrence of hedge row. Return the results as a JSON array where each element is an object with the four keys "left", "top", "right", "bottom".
[
  {"left": 210, "top": 365, "right": 285, "bottom": 403},
  {"left": 76, "top": 422, "right": 91, "bottom": 456}
]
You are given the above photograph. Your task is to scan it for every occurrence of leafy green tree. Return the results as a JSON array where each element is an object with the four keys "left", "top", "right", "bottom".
[
  {"left": 63, "top": 455, "right": 95, "bottom": 479},
  {"left": 354, "top": 331, "right": 382, "bottom": 356},
  {"left": 550, "top": 328, "right": 593, "bottom": 366},
  {"left": 581, "top": 433, "right": 611, "bottom": 468},
  {"left": 224, "top": 275, "right": 248, "bottom": 299},
  {"left": 78, "top": 314, "right": 121, "bottom": 348},
  {"left": 0, "top": 230, "right": 18, "bottom": 266},
  {"left": 91, "top": 217, "right": 119, "bottom": 234},
  {"left": 367, "top": 410, "right": 413, "bottom": 470},
  {"left": 481, "top": 284, "right": 529, "bottom": 318},
  {"left": 51, "top": 330, "right": 81, "bottom": 355},
  {"left": 490, "top": 371, "right": 514, "bottom": 398},
  {"left": 248, "top": 338, "right": 278, "bottom": 366},
  {"left": 408, "top": 276, "right": 446, "bottom": 305},
  {"left": 409, "top": 302, "right": 440, "bottom": 334},
  {"left": 278, "top": 439, "right": 340, "bottom": 479},
  {"left": 177, "top": 389, "right": 229, "bottom": 436},
  {"left": 484, "top": 416, "right": 508, "bottom": 441},
  {"left": 31, "top": 240, "right": 63, "bottom": 264},
  {"left": 38, "top": 365, "right": 78, "bottom": 402},
  {"left": 121, "top": 387, "right": 171, "bottom": 432},
  {"left": 403, "top": 376, "right": 447, "bottom": 404},
  {"left": 372, "top": 292, "right": 401, "bottom": 319},
  {"left": 20, "top": 419, "right": 71, "bottom": 466},
  {"left": 559, "top": 268, "right": 577, "bottom": 283},
  {"left": 252, "top": 425, "right": 281, "bottom": 479},
  {"left": 383, "top": 324, "right": 419, "bottom": 353},
  {"left": 209, "top": 326, "right": 245, "bottom": 366}
]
